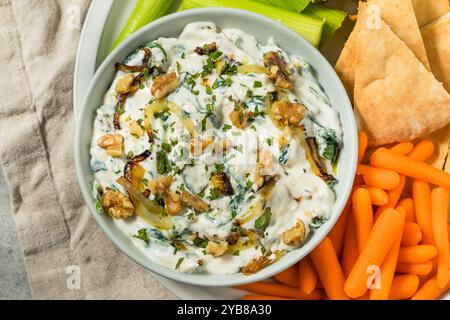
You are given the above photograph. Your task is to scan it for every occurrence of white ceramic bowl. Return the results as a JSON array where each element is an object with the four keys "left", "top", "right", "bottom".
[{"left": 75, "top": 7, "right": 357, "bottom": 287}]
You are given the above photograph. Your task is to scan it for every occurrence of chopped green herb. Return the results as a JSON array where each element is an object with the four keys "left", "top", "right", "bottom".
[
  {"left": 222, "top": 124, "right": 232, "bottom": 132},
  {"left": 206, "top": 86, "right": 213, "bottom": 94},
  {"left": 193, "top": 237, "right": 209, "bottom": 248},
  {"left": 133, "top": 228, "right": 149, "bottom": 245},
  {"left": 254, "top": 207, "right": 272, "bottom": 231},
  {"left": 126, "top": 151, "right": 134, "bottom": 159},
  {"left": 266, "top": 138, "right": 273, "bottom": 146},
  {"left": 175, "top": 257, "right": 184, "bottom": 270},
  {"left": 161, "top": 142, "right": 172, "bottom": 153},
  {"left": 208, "top": 188, "right": 220, "bottom": 200},
  {"left": 156, "top": 150, "right": 171, "bottom": 175},
  {"left": 253, "top": 81, "right": 262, "bottom": 88}
]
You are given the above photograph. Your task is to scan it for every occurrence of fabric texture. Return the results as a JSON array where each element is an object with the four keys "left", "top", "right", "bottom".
[{"left": 0, "top": 0, "right": 175, "bottom": 299}]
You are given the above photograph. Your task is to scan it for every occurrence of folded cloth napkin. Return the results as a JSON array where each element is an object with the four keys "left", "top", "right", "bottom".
[{"left": 0, "top": 0, "right": 175, "bottom": 299}]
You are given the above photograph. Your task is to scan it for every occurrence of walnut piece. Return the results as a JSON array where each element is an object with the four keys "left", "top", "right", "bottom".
[
  {"left": 263, "top": 51, "right": 293, "bottom": 90},
  {"left": 271, "top": 100, "right": 305, "bottom": 126},
  {"left": 148, "top": 176, "right": 173, "bottom": 195},
  {"left": 165, "top": 191, "right": 183, "bottom": 216},
  {"left": 115, "top": 74, "right": 139, "bottom": 95},
  {"left": 255, "top": 150, "right": 274, "bottom": 188},
  {"left": 102, "top": 189, "right": 135, "bottom": 219},
  {"left": 190, "top": 137, "right": 214, "bottom": 156},
  {"left": 97, "top": 134, "right": 124, "bottom": 157},
  {"left": 282, "top": 219, "right": 306, "bottom": 246},
  {"left": 180, "top": 190, "right": 209, "bottom": 212},
  {"left": 205, "top": 241, "right": 228, "bottom": 257},
  {"left": 151, "top": 72, "right": 179, "bottom": 100},
  {"left": 229, "top": 108, "right": 248, "bottom": 129}
]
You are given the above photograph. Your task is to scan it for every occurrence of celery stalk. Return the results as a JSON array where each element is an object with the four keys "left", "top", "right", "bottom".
[
  {"left": 254, "top": 0, "right": 311, "bottom": 12},
  {"left": 112, "top": 0, "right": 176, "bottom": 50},
  {"left": 178, "top": 0, "right": 324, "bottom": 47},
  {"left": 302, "top": 4, "right": 347, "bottom": 42}
]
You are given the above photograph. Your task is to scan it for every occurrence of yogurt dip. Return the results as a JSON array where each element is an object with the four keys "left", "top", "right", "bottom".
[{"left": 90, "top": 22, "right": 343, "bottom": 275}]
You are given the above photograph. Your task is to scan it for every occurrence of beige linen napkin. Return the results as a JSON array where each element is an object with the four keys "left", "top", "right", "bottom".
[{"left": 0, "top": 0, "right": 175, "bottom": 299}]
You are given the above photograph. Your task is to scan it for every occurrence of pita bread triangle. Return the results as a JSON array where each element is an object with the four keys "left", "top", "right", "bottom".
[
  {"left": 354, "top": 2, "right": 450, "bottom": 146},
  {"left": 336, "top": 0, "right": 430, "bottom": 97},
  {"left": 421, "top": 17, "right": 450, "bottom": 92},
  {"left": 412, "top": 0, "right": 450, "bottom": 27}
]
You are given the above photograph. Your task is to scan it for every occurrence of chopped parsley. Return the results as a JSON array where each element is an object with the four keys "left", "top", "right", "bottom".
[
  {"left": 133, "top": 228, "right": 150, "bottom": 245},
  {"left": 193, "top": 237, "right": 209, "bottom": 248},
  {"left": 253, "top": 81, "right": 262, "bottom": 88},
  {"left": 175, "top": 257, "right": 184, "bottom": 270},
  {"left": 222, "top": 124, "right": 232, "bottom": 132},
  {"left": 254, "top": 207, "right": 272, "bottom": 231},
  {"left": 156, "top": 150, "right": 171, "bottom": 175}
]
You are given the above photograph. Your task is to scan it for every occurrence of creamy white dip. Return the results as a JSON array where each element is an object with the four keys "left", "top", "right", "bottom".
[{"left": 90, "top": 22, "right": 343, "bottom": 274}]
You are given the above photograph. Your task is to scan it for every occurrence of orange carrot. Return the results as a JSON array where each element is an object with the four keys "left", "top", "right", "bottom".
[
  {"left": 370, "top": 148, "right": 450, "bottom": 189},
  {"left": 401, "top": 222, "right": 423, "bottom": 246},
  {"left": 408, "top": 140, "right": 435, "bottom": 162},
  {"left": 344, "top": 209, "right": 403, "bottom": 298},
  {"left": 366, "top": 186, "right": 388, "bottom": 205},
  {"left": 411, "top": 275, "right": 450, "bottom": 300},
  {"left": 431, "top": 187, "right": 450, "bottom": 288},
  {"left": 298, "top": 256, "right": 318, "bottom": 294},
  {"left": 273, "top": 263, "right": 299, "bottom": 287},
  {"left": 241, "top": 294, "right": 293, "bottom": 300},
  {"left": 370, "top": 208, "right": 405, "bottom": 300},
  {"left": 448, "top": 223, "right": 450, "bottom": 239},
  {"left": 329, "top": 199, "right": 351, "bottom": 257},
  {"left": 235, "top": 282, "right": 322, "bottom": 300},
  {"left": 352, "top": 188, "right": 373, "bottom": 252},
  {"left": 389, "top": 275, "right": 420, "bottom": 300},
  {"left": 397, "top": 245, "right": 437, "bottom": 264},
  {"left": 341, "top": 215, "right": 359, "bottom": 278},
  {"left": 357, "top": 165, "right": 401, "bottom": 190},
  {"left": 396, "top": 261, "right": 433, "bottom": 276},
  {"left": 398, "top": 198, "right": 415, "bottom": 222},
  {"left": 412, "top": 180, "right": 434, "bottom": 244},
  {"left": 390, "top": 142, "right": 414, "bottom": 155},
  {"left": 310, "top": 237, "right": 349, "bottom": 300},
  {"left": 374, "top": 175, "right": 406, "bottom": 220},
  {"left": 358, "top": 131, "right": 368, "bottom": 163}
]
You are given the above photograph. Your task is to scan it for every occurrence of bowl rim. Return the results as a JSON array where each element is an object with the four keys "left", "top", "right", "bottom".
[{"left": 75, "top": 7, "right": 357, "bottom": 287}]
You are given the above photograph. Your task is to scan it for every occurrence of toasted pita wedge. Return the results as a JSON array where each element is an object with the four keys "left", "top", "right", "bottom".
[
  {"left": 335, "top": 27, "right": 358, "bottom": 99},
  {"left": 335, "top": 0, "right": 430, "bottom": 97},
  {"left": 412, "top": 0, "right": 450, "bottom": 27},
  {"left": 354, "top": 3, "right": 450, "bottom": 146},
  {"left": 370, "top": 0, "right": 430, "bottom": 69},
  {"left": 421, "top": 17, "right": 450, "bottom": 92},
  {"left": 421, "top": 124, "right": 450, "bottom": 171}
]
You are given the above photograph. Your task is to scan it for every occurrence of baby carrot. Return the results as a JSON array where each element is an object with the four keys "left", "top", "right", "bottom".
[
  {"left": 389, "top": 274, "right": 420, "bottom": 300},
  {"left": 366, "top": 186, "right": 388, "bottom": 205},
  {"left": 345, "top": 209, "right": 403, "bottom": 298},
  {"left": 412, "top": 180, "right": 434, "bottom": 244},
  {"left": 396, "top": 261, "right": 433, "bottom": 276},
  {"left": 341, "top": 215, "right": 359, "bottom": 277},
  {"left": 370, "top": 148, "right": 450, "bottom": 189},
  {"left": 273, "top": 263, "right": 299, "bottom": 287},
  {"left": 397, "top": 245, "right": 437, "bottom": 264},
  {"left": 352, "top": 188, "right": 373, "bottom": 252},
  {"left": 398, "top": 198, "right": 415, "bottom": 222},
  {"left": 401, "top": 222, "right": 422, "bottom": 246},
  {"left": 448, "top": 223, "right": 450, "bottom": 239},
  {"left": 408, "top": 140, "right": 435, "bottom": 162},
  {"left": 431, "top": 187, "right": 450, "bottom": 288},
  {"left": 298, "top": 256, "right": 318, "bottom": 294},
  {"left": 370, "top": 208, "right": 405, "bottom": 300},
  {"left": 358, "top": 131, "right": 368, "bottom": 163},
  {"left": 358, "top": 165, "right": 401, "bottom": 190},
  {"left": 329, "top": 199, "right": 351, "bottom": 257},
  {"left": 235, "top": 282, "right": 322, "bottom": 300},
  {"left": 411, "top": 275, "right": 450, "bottom": 300},
  {"left": 310, "top": 237, "right": 349, "bottom": 300},
  {"left": 374, "top": 175, "right": 406, "bottom": 220},
  {"left": 390, "top": 142, "right": 414, "bottom": 155},
  {"left": 241, "top": 295, "right": 293, "bottom": 300}
]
